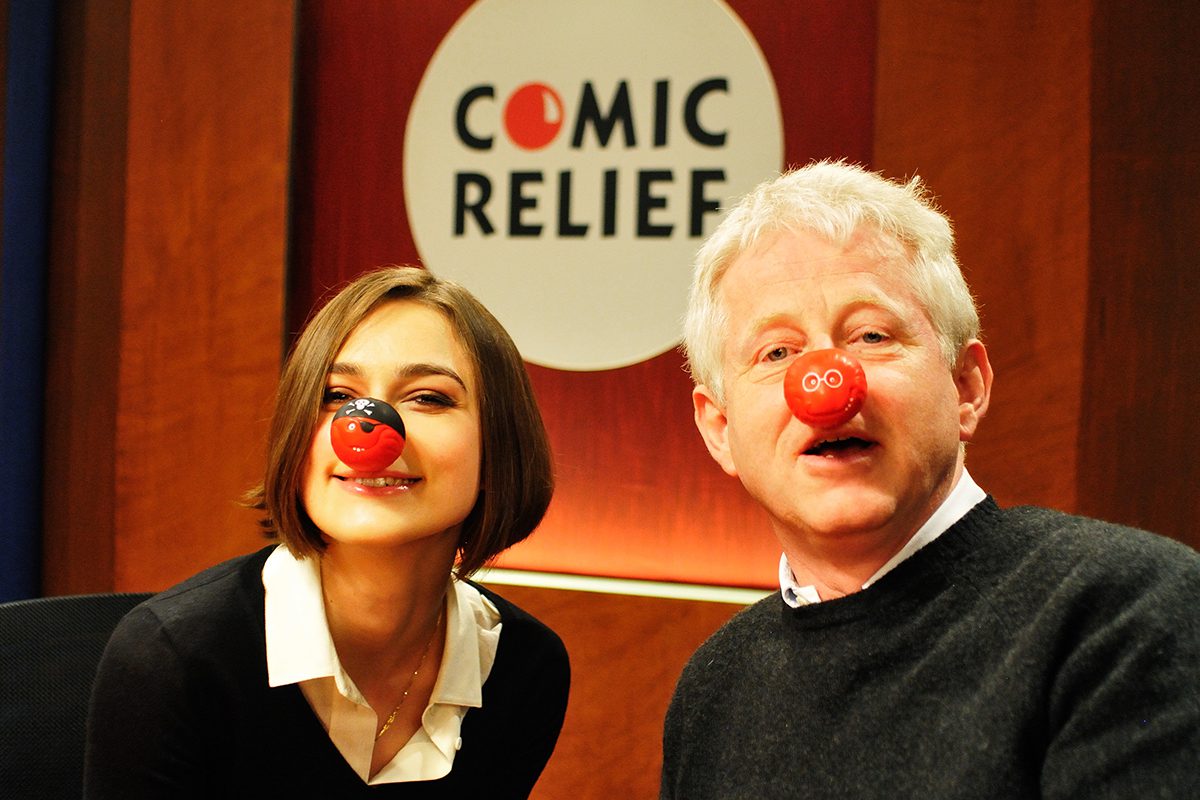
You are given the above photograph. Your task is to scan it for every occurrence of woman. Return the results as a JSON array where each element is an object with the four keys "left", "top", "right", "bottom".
[{"left": 85, "top": 266, "right": 569, "bottom": 798}]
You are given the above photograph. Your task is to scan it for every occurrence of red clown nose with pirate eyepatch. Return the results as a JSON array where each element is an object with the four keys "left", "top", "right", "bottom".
[
  {"left": 330, "top": 397, "right": 406, "bottom": 472},
  {"left": 784, "top": 349, "right": 868, "bottom": 428}
]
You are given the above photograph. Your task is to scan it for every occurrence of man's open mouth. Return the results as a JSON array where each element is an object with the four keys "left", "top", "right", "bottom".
[{"left": 804, "top": 437, "right": 874, "bottom": 457}]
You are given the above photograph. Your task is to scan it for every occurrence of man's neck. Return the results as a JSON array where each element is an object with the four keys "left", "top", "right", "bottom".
[
  {"left": 780, "top": 527, "right": 917, "bottom": 600},
  {"left": 778, "top": 468, "right": 984, "bottom": 602}
]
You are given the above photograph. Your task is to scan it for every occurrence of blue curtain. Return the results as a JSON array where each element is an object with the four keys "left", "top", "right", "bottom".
[{"left": 0, "top": 0, "right": 55, "bottom": 601}]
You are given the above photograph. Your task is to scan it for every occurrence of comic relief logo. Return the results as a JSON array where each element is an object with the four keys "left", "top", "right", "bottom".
[{"left": 404, "top": 0, "right": 782, "bottom": 370}]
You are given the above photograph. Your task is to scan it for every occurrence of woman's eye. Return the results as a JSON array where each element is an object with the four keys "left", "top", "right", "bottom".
[
  {"left": 322, "top": 388, "right": 352, "bottom": 407},
  {"left": 860, "top": 330, "right": 888, "bottom": 345},
  {"left": 411, "top": 392, "right": 455, "bottom": 408}
]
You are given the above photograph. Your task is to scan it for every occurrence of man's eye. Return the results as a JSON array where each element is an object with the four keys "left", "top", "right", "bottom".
[
  {"left": 764, "top": 346, "right": 790, "bottom": 362},
  {"left": 861, "top": 331, "right": 887, "bottom": 344}
]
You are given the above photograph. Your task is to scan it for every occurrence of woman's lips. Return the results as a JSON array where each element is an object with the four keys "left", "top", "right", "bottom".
[{"left": 333, "top": 473, "right": 421, "bottom": 493}]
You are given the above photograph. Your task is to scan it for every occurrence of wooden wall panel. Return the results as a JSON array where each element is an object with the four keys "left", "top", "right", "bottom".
[
  {"left": 43, "top": 0, "right": 131, "bottom": 594},
  {"left": 287, "top": 0, "right": 473, "bottom": 334},
  {"left": 1079, "top": 2, "right": 1200, "bottom": 547},
  {"left": 478, "top": 582, "right": 747, "bottom": 800},
  {"left": 512, "top": 359, "right": 778, "bottom": 586},
  {"left": 43, "top": 0, "right": 295, "bottom": 593},
  {"left": 874, "top": 1, "right": 1198, "bottom": 552},
  {"left": 873, "top": 0, "right": 1092, "bottom": 514},
  {"left": 113, "top": 0, "right": 294, "bottom": 589}
]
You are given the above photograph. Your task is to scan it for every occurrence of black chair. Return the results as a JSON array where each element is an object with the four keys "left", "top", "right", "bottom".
[{"left": 0, "top": 592, "right": 152, "bottom": 799}]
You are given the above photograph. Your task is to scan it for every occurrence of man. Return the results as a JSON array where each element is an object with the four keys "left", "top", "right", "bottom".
[{"left": 661, "top": 161, "right": 1199, "bottom": 798}]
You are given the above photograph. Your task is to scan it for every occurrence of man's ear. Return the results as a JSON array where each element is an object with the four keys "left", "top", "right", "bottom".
[
  {"left": 693, "top": 385, "right": 738, "bottom": 477},
  {"left": 955, "top": 339, "right": 993, "bottom": 443}
]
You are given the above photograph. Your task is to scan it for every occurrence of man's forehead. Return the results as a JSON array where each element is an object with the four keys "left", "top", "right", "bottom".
[
  {"left": 725, "top": 228, "right": 907, "bottom": 283},
  {"left": 718, "top": 253, "right": 910, "bottom": 309},
  {"left": 716, "top": 242, "right": 928, "bottom": 343},
  {"left": 748, "top": 223, "right": 906, "bottom": 257}
]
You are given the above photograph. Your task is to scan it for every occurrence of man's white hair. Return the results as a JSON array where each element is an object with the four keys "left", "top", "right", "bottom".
[{"left": 682, "top": 160, "right": 979, "bottom": 403}]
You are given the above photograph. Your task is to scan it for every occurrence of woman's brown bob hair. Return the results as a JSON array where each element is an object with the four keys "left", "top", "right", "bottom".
[{"left": 245, "top": 265, "right": 554, "bottom": 578}]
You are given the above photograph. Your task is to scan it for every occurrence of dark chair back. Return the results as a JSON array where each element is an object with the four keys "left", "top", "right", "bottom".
[{"left": 0, "top": 592, "right": 152, "bottom": 799}]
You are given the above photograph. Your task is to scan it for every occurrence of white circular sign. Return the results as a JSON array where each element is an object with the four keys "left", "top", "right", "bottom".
[{"left": 404, "top": 0, "right": 783, "bottom": 371}]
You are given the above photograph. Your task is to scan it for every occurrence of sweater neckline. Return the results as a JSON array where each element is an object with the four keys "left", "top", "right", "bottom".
[{"left": 778, "top": 496, "right": 1002, "bottom": 628}]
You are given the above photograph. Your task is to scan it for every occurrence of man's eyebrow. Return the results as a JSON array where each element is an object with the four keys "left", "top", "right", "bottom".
[
  {"left": 327, "top": 361, "right": 468, "bottom": 390},
  {"left": 844, "top": 293, "right": 903, "bottom": 314},
  {"left": 841, "top": 294, "right": 919, "bottom": 331},
  {"left": 743, "top": 312, "right": 799, "bottom": 340}
]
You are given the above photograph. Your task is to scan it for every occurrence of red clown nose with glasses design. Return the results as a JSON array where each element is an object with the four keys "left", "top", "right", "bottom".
[{"left": 783, "top": 349, "right": 868, "bottom": 428}]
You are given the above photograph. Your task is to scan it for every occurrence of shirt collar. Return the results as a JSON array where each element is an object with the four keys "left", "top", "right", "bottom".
[
  {"left": 434, "top": 574, "right": 501, "bottom": 708},
  {"left": 263, "top": 545, "right": 501, "bottom": 710},
  {"left": 263, "top": 545, "right": 342, "bottom": 688},
  {"left": 779, "top": 469, "right": 986, "bottom": 607}
]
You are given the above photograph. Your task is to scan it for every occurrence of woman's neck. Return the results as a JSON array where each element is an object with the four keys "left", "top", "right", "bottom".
[{"left": 319, "top": 537, "right": 455, "bottom": 663}]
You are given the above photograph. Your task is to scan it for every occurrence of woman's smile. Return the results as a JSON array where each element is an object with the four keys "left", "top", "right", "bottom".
[{"left": 337, "top": 473, "right": 422, "bottom": 492}]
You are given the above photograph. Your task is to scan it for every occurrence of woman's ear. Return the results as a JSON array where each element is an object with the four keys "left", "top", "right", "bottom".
[
  {"left": 693, "top": 385, "right": 738, "bottom": 477},
  {"left": 955, "top": 340, "right": 993, "bottom": 443}
]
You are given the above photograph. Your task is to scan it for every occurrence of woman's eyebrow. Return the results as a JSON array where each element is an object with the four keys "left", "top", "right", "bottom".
[
  {"left": 327, "top": 361, "right": 467, "bottom": 391},
  {"left": 395, "top": 362, "right": 467, "bottom": 390},
  {"left": 327, "top": 361, "right": 364, "bottom": 378}
]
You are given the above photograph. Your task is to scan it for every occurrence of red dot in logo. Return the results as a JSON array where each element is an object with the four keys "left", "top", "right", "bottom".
[{"left": 503, "top": 83, "right": 564, "bottom": 150}]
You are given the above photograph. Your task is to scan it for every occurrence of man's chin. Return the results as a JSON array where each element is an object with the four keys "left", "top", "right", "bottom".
[{"left": 772, "top": 491, "right": 900, "bottom": 542}]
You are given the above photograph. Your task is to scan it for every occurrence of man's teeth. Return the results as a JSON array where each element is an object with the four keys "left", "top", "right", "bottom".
[{"left": 352, "top": 477, "right": 415, "bottom": 488}]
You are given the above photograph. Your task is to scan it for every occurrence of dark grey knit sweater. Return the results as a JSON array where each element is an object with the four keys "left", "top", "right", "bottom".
[{"left": 661, "top": 498, "right": 1200, "bottom": 799}]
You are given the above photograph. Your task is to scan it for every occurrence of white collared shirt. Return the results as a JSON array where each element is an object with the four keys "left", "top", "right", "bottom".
[
  {"left": 779, "top": 469, "right": 987, "bottom": 607},
  {"left": 262, "top": 545, "right": 501, "bottom": 784}
]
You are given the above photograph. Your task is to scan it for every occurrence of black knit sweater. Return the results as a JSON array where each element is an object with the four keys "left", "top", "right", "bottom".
[
  {"left": 661, "top": 498, "right": 1200, "bottom": 798},
  {"left": 85, "top": 546, "right": 569, "bottom": 799}
]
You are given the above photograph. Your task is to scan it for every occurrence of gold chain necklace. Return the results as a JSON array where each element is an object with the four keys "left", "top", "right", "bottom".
[{"left": 375, "top": 607, "right": 444, "bottom": 741}]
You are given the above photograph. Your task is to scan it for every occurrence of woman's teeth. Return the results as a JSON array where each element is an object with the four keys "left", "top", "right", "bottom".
[{"left": 352, "top": 477, "right": 415, "bottom": 488}]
